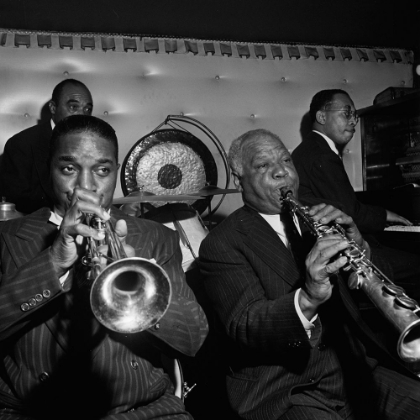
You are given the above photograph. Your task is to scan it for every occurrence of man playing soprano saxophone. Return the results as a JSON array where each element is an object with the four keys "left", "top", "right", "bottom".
[
  {"left": 0, "top": 115, "right": 208, "bottom": 419},
  {"left": 199, "top": 129, "right": 420, "bottom": 420}
]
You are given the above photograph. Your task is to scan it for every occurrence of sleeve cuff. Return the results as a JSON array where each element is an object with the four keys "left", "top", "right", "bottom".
[{"left": 294, "top": 288, "right": 318, "bottom": 338}]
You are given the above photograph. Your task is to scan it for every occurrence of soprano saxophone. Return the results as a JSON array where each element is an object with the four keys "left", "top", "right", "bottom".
[{"left": 280, "top": 189, "right": 420, "bottom": 363}]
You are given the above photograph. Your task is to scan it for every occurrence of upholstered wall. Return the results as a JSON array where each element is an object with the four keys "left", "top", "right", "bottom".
[{"left": 0, "top": 29, "right": 414, "bottom": 217}]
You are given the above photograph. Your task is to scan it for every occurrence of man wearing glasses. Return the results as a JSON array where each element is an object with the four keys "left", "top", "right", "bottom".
[
  {"left": 292, "top": 89, "right": 411, "bottom": 230},
  {"left": 292, "top": 89, "right": 420, "bottom": 304}
]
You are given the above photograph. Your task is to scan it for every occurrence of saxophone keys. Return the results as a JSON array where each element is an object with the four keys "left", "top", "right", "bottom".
[
  {"left": 383, "top": 283, "right": 406, "bottom": 296},
  {"left": 348, "top": 271, "right": 363, "bottom": 290},
  {"left": 395, "top": 295, "right": 419, "bottom": 310}
]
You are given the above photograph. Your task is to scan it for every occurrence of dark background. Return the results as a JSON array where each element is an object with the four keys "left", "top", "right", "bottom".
[{"left": 0, "top": 0, "right": 419, "bottom": 53}]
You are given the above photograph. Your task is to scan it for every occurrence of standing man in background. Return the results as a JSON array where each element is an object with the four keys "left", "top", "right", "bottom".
[{"left": 0, "top": 78, "right": 93, "bottom": 214}]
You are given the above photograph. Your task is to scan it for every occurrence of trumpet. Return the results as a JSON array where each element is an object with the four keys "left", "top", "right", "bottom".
[
  {"left": 280, "top": 190, "right": 420, "bottom": 363},
  {"left": 82, "top": 214, "right": 172, "bottom": 334}
]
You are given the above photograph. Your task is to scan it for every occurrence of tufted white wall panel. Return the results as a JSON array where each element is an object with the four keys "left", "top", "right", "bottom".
[{"left": 0, "top": 30, "right": 414, "bottom": 217}]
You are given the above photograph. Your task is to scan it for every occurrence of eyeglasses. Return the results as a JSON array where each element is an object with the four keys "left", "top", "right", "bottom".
[{"left": 324, "top": 108, "right": 359, "bottom": 123}]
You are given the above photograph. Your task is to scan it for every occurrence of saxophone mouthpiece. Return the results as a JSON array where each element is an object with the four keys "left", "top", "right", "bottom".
[{"left": 280, "top": 188, "right": 292, "bottom": 200}]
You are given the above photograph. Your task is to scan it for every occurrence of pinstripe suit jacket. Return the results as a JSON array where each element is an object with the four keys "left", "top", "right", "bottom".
[
  {"left": 291, "top": 132, "right": 387, "bottom": 234},
  {"left": 0, "top": 207, "right": 208, "bottom": 420},
  {"left": 199, "top": 205, "right": 408, "bottom": 420}
]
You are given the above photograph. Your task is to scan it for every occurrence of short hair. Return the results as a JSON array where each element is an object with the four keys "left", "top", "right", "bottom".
[
  {"left": 50, "top": 115, "right": 118, "bottom": 162},
  {"left": 51, "top": 79, "right": 91, "bottom": 104},
  {"left": 228, "top": 129, "right": 283, "bottom": 177},
  {"left": 309, "top": 89, "right": 351, "bottom": 122}
]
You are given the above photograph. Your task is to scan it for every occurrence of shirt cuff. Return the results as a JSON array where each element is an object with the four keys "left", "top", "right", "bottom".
[
  {"left": 59, "top": 271, "right": 72, "bottom": 291},
  {"left": 294, "top": 288, "right": 318, "bottom": 338}
]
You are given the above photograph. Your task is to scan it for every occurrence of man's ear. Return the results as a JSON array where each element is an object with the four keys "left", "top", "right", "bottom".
[
  {"left": 232, "top": 173, "right": 243, "bottom": 192},
  {"left": 316, "top": 110, "right": 326, "bottom": 125},
  {"left": 48, "top": 100, "right": 56, "bottom": 117}
]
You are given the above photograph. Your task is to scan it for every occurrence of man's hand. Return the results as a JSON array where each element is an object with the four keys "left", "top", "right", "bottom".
[
  {"left": 96, "top": 219, "right": 136, "bottom": 267},
  {"left": 386, "top": 209, "right": 413, "bottom": 226},
  {"left": 299, "top": 204, "right": 367, "bottom": 320},
  {"left": 307, "top": 203, "right": 365, "bottom": 248},
  {"left": 50, "top": 187, "right": 111, "bottom": 278}
]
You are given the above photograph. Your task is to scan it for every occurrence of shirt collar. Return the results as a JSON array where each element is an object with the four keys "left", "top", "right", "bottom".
[
  {"left": 313, "top": 130, "right": 341, "bottom": 156},
  {"left": 259, "top": 212, "right": 301, "bottom": 246},
  {"left": 49, "top": 208, "right": 63, "bottom": 226}
]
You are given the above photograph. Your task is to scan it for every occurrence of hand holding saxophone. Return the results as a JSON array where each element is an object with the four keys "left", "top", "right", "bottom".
[
  {"left": 298, "top": 203, "right": 364, "bottom": 317},
  {"left": 307, "top": 203, "right": 365, "bottom": 247},
  {"left": 282, "top": 190, "right": 420, "bottom": 362}
]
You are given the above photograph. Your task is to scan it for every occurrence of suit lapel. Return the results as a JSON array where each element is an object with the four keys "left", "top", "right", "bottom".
[
  {"left": 312, "top": 132, "right": 343, "bottom": 164},
  {"left": 3, "top": 208, "right": 56, "bottom": 268},
  {"left": 236, "top": 206, "right": 302, "bottom": 288}
]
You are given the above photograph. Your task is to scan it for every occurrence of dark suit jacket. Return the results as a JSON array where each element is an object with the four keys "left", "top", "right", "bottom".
[
  {"left": 0, "top": 207, "right": 208, "bottom": 419},
  {"left": 0, "top": 122, "right": 54, "bottom": 214},
  {"left": 291, "top": 131, "right": 387, "bottom": 233},
  {"left": 199, "top": 205, "right": 410, "bottom": 420}
]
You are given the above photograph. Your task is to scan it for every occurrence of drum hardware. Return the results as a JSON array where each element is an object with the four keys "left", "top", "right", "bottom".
[
  {"left": 142, "top": 203, "right": 209, "bottom": 272},
  {"left": 182, "top": 381, "right": 197, "bottom": 399},
  {"left": 187, "top": 185, "right": 239, "bottom": 230},
  {"left": 189, "top": 185, "right": 240, "bottom": 197},
  {"left": 113, "top": 192, "right": 202, "bottom": 205},
  {"left": 0, "top": 197, "right": 25, "bottom": 221},
  {"left": 113, "top": 186, "right": 239, "bottom": 204},
  {"left": 173, "top": 218, "right": 198, "bottom": 260}
]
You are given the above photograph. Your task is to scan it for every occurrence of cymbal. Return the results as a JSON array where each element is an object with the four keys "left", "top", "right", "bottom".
[
  {"left": 190, "top": 185, "right": 239, "bottom": 196},
  {"left": 113, "top": 194, "right": 202, "bottom": 204}
]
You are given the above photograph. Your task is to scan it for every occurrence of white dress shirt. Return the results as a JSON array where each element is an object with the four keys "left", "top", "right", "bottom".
[{"left": 260, "top": 212, "right": 317, "bottom": 338}]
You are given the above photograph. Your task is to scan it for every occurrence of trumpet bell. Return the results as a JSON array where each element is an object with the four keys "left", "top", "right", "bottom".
[{"left": 90, "top": 257, "right": 172, "bottom": 333}]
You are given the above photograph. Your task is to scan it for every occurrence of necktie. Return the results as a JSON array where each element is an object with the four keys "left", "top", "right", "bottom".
[{"left": 280, "top": 211, "right": 306, "bottom": 273}]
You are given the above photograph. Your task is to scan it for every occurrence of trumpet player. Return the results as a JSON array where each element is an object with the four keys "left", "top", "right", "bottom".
[
  {"left": 199, "top": 129, "right": 420, "bottom": 420},
  {"left": 0, "top": 115, "right": 208, "bottom": 419}
]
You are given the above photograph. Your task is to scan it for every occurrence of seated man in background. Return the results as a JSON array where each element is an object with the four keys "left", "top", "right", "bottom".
[
  {"left": 292, "top": 89, "right": 419, "bottom": 298},
  {"left": 0, "top": 78, "right": 93, "bottom": 214},
  {"left": 199, "top": 128, "right": 420, "bottom": 420},
  {"left": 0, "top": 115, "right": 208, "bottom": 419},
  {"left": 292, "top": 89, "right": 411, "bottom": 231}
]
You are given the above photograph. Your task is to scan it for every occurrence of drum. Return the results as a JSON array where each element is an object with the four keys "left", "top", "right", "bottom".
[{"left": 144, "top": 203, "right": 209, "bottom": 272}]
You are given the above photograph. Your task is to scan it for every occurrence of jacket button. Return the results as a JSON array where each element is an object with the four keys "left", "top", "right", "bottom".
[
  {"left": 39, "top": 372, "right": 50, "bottom": 382},
  {"left": 28, "top": 298, "right": 36, "bottom": 307},
  {"left": 21, "top": 303, "right": 30, "bottom": 312},
  {"left": 131, "top": 360, "right": 139, "bottom": 370},
  {"left": 154, "top": 323, "right": 160, "bottom": 330},
  {"left": 42, "top": 290, "right": 51, "bottom": 298},
  {"left": 35, "top": 294, "right": 43, "bottom": 302}
]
